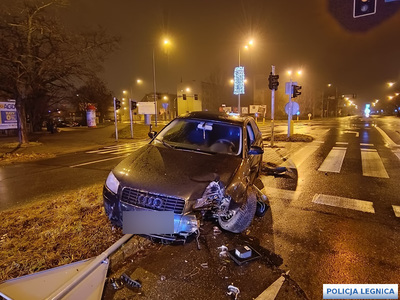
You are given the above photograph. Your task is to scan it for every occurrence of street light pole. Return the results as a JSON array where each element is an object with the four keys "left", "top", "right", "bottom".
[
  {"left": 237, "top": 48, "right": 241, "bottom": 115},
  {"left": 152, "top": 48, "right": 158, "bottom": 127}
]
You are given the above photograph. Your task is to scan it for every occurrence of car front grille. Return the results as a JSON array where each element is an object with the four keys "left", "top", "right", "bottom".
[{"left": 121, "top": 188, "right": 185, "bottom": 214}]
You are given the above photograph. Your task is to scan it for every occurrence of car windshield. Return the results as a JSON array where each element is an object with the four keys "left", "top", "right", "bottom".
[{"left": 153, "top": 118, "right": 242, "bottom": 155}]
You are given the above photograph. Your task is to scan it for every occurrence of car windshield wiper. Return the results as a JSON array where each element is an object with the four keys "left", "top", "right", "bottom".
[{"left": 155, "top": 138, "right": 175, "bottom": 149}]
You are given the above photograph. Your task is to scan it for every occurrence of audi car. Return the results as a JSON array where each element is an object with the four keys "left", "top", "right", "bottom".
[{"left": 103, "top": 111, "right": 265, "bottom": 241}]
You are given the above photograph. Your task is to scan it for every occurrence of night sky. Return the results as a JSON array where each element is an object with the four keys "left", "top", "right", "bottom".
[{"left": 63, "top": 0, "right": 400, "bottom": 107}]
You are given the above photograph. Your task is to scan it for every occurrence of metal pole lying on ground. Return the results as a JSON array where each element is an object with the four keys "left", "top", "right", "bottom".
[{"left": 46, "top": 234, "right": 134, "bottom": 300}]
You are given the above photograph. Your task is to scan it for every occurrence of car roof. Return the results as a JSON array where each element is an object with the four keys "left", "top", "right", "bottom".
[{"left": 177, "top": 111, "right": 252, "bottom": 125}]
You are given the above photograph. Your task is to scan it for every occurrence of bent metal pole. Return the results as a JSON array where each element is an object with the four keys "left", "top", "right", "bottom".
[{"left": 46, "top": 234, "right": 134, "bottom": 300}]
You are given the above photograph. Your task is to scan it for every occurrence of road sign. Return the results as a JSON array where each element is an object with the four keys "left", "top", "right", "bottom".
[
  {"left": 285, "top": 82, "right": 297, "bottom": 95},
  {"left": 285, "top": 101, "right": 300, "bottom": 115}
]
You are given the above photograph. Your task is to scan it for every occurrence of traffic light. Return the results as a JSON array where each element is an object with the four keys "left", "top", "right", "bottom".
[
  {"left": 182, "top": 94, "right": 187, "bottom": 100},
  {"left": 353, "top": 0, "right": 376, "bottom": 18},
  {"left": 194, "top": 94, "right": 198, "bottom": 100},
  {"left": 131, "top": 100, "right": 137, "bottom": 110},
  {"left": 268, "top": 73, "right": 279, "bottom": 90},
  {"left": 292, "top": 85, "right": 302, "bottom": 98},
  {"left": 114, "top": 98, "right": 121, "bottom": 110}
]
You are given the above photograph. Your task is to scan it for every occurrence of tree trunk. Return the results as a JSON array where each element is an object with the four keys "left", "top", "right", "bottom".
[{"left": 16, "top": 98, "right": 29, "bottom": 145}]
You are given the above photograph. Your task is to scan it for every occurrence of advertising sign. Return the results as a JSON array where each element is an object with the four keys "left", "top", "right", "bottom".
[
  {"left": 233, "top": 66, "right": 245, "bottom": 95},
  {"left": 0, "top": 101, "right": 17, "bottom": 129},
  {"left": 138, "top": 102, "right": 155, "bottom": 115}
]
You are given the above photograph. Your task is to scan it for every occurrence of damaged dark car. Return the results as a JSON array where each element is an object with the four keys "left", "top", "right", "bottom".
[{"left": 103, "top": 111, "right": 266, "bottom": 241}]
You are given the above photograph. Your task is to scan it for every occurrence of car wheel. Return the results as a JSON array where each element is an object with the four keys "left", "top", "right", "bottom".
[{"left": 218, "top": 188, "right": 257, "bottom": 233}]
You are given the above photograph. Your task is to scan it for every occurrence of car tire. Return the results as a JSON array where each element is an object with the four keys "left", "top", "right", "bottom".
[{"left": 218, "top": 189, "right": 257, "bottom": 233}]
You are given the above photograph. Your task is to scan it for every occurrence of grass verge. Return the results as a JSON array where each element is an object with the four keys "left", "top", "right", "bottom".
[{"left": 0, "top": 184, "right": 123, "bottom": 282}]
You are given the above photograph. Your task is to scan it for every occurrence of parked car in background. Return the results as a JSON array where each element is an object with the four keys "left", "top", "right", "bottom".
[{"left": 103, "top": 111, "right": 266, "bottom": 242}]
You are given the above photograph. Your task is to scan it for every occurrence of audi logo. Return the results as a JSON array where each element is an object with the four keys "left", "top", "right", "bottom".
[{"left": 137, "top": 195, "right": 163, "bottom": 209}]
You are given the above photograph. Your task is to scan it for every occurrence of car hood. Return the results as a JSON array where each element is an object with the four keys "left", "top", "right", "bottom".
[{"left": 113, "top": 144, "right": 242, "bottom": 202}]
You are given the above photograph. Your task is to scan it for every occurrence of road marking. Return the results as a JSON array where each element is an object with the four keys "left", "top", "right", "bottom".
[
  {"left": 360, "top": 143, "right": 374, "bottom": 146},
  {"left": 342, "top": 130, "right": 359, "bottom": 137},
  {"left": 361, "top": 149, "right": 389, "bottom": 178},
  {"left": 318, "top": 147, "right": 346, "bottom": 173},
  {"left": 86, "top": 141, "right": 148, "bottom": 155},
  {"left": 375, "top": 126, "right": 400, "bottom": 148},
  {"left": 290, "top": 144, "right": 321, "bottom": 167},
  {"left": 263, "top": 187, "right": 301, "bottom": 201},
  {"left": 393, "top": 149, "right": 400, "bottom": 161},
  {"left": 69, "top": 155, "right": 127, "bottom": 168},
  {"left": 312, "top": 194, "right": 375, "bottom": 213},
  {"left": 336, "top": 142, "right": 348, "bottom": 145},
  {"left": 393, "top": 205, "right": 400, "bottom": 218}
]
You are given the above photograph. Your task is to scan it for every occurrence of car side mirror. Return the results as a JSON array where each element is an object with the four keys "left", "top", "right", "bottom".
[
  {"left": 248, "top": 145, "right": 264, "bottom": 155},
  {"left": 148, "top": 131, "right": 157, "bottom": 139}
]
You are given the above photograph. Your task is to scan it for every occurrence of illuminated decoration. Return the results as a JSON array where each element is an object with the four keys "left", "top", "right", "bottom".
[
  {"left": 364, "top": 104, "right": 371, "bottom": 118},
  {"left": 233, "top": 66, "right": 245, "bottom": 95}
]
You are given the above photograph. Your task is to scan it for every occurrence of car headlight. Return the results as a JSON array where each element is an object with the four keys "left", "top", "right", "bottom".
[{"left": 105, "top": 171, "right": 120, "bottom": 194}]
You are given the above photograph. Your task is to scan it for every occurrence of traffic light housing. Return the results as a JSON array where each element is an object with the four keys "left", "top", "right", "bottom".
[
  {"left": 194, "top": 94, "right": 198, "bottom": 100},
  {"left": 292, "top": 85, "right": 302, "bottom": 98},
  {"left": 131, "top": 100, "right": 137, "bottom": 110},
  {"left": 114, "top": 98, "right": 121, "bottom": 110},
  {"left": 353, "top": 0, "right": 376, "bottom": 18},
  {"left": 268, "top": 73, "right": 279, "bottom": 90},
  {"left": 182, "top": 94, "right": 187, "bottom": 100}
]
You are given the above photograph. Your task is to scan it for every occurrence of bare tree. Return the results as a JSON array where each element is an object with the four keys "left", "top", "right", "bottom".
[{"left": 0, "top": 0, "right": 118, "bottom": 144}]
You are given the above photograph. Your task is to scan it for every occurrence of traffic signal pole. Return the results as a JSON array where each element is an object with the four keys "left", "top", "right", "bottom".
[
  {"left": 129, "top": 99, "right": 133, "bottom": 139},
  {"left": 287, "top": 79, "right": 293, "bottom": 138},
  {"left": 270, "top": 65, "right": 276, "bottom": 147},
  {"left": 113, "top": 97, "right": 118, "bottom": 142}
]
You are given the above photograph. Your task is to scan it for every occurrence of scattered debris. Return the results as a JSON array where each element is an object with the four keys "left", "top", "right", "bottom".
[
  {"left": 218, "top": 245, "right": 229, "bottom": 257},
  {"left": 200, "top": 263, "right": 208, "bottom": 269},
  {"left": 227, "top": 284, "right": 240, "bottom": 299},
  {"left": 160, "top": 275, "right": 166, "bottom": 281},
  {"left": 213, "top": 226, "right": 222, "bottom": 235},
  {"left": 228, "top": 245, "right": 262, "bottom": 265},
  {"left": 121, "top": 273, "right": 142, "bottom": 289},
  {"left": 108, "top": 277, "right": 124, "bottom": 290}
]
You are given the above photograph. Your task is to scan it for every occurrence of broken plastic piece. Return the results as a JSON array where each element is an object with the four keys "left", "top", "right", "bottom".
[
  {"left": 121, "top": 273, "right": 142, "bottom": 289},
  {"left": 109, "top": 278, "right": 124, "bottom": 290},
  {"left": 218, "top": 245, "right": 228, "bottom": 257},
  {"left": 213, "top": 226, "right": 222, "bottom": 235},
  {"left": 227, "top": 284, "right": 240, "bottom": 300}
]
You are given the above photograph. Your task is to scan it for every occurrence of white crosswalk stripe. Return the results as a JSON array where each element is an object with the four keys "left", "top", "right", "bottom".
[
  {"left": 361, "top": 148, "right": 389, "bottom": 178},
  {"left": 318, "top": 147, "right": 347, "bottom": 173},
  {"left": 312, "top": 193, "right": 375, "bottom": 213},
  {"left": 86, "top": 140, "right": 149, "bottom": 155}
]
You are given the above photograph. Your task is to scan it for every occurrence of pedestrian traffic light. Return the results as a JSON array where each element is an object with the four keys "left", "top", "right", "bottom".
[
  {"left": 182, "top": 94, "right": 187, "bottom": 100},
  {"left": 194, "top": 94, "right": 198, "bottom": 100},
  {"left": 131, "top": 100, "right": 137, "bottom": 110},
  {"left": 292, "top": 85, "right": 302, "bottom": 98},
  {"left": 114, "top": 98, "right": 121, "bottom": 110},
  {"left": 268, "top": 73, "right": 279, "bottom": 90},
  {"left": 353, "top": 0, "right": 376, "bottom": 18}
]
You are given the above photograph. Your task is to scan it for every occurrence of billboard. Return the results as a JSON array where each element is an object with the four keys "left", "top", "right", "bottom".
[{"left": 0, "top": 101, "right": 17, "bottom": 129}]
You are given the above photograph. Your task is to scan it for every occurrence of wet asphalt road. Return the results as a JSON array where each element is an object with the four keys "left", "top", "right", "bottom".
[{"left": 1, "top": 116, "right": 400, "bottom": 299}]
